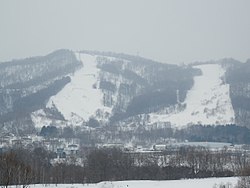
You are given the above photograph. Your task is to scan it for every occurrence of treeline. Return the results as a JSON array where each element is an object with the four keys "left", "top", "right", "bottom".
[
  {"left": 37, "top": 124, "right": 250, "bottom": 145},
  {"left": 178, "top": 124, "right": 250, "bottom": 144},
  {"left": 1, "top": 147, "right": 250, "bottom": 186},
  {"left": 103, "top": 124, "right": 250, "bottom": 145}
]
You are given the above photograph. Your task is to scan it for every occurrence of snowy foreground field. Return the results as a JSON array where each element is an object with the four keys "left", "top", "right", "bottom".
[{"left": 10, "top": 177, "right": 238, "bottom": 188}]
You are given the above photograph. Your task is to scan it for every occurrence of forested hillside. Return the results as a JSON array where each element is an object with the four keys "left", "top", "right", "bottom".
[
  {"left": 0, "top": 49, "right": 81, "bottom": 133},
  {"left": 224, "top": 59, "right": 250, "bottom": 128}
]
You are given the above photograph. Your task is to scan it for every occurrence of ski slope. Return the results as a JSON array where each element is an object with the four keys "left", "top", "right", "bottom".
[
  {"left": 46, "top": 53, "right": 111, "bottom": 122},
  {"left": 150, "top": 64, "right": 235, "bottom": 127},
  {"left": 9, "top": 177, "right": 238, "bottom": 188}
]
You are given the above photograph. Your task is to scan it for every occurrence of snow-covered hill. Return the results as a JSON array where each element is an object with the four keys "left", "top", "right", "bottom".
[
  {"left": 31, "top": 53, "right": 236, "bottom": 129},
  {"left": 149, "top": 64, "right": 235, "bottom": 127}
]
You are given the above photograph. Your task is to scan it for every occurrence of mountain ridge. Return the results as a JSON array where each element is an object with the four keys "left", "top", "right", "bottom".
[{"left": 0, "top": 49, "right": 250, "bottom": 136}]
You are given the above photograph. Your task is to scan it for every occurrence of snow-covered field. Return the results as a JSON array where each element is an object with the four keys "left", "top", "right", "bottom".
[
  {"left": 10, "top": 177, "right": 238, "bottom": 188},
  {"left": 46, "top": 53, "right": 111, "bottom": 123},
  {"left": 150, "top": 64, "right": 235, "bottom": 127}
]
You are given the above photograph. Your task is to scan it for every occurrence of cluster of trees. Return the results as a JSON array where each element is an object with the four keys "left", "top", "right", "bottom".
[
  {"left": 39, "top": 119, "right": 101, "bottom": 139},
  {"left": 0, "top": 151, "right": 32, "bottom": 188},
  {"left": 99, "top": 81, "right": 117, "bottom": 93},
  {"left": 40, "top": 126, "right": 75, "bottom": 138},
  {"left": 40, "top": 126, "right": 59, "bottom": 137},
  {"left": 0, "top": 148, "right": 52, "bottom": 187},
  {"left": 1, "top": 146, "right": 250, "bottom": 187},
  {"left": 126, "top": 89, "right": 177, "bottom": 116}
]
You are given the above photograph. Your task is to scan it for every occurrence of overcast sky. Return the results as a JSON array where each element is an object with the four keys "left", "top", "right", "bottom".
[{"left": 1, "top": 0, "right": 250, "bottom": 64}]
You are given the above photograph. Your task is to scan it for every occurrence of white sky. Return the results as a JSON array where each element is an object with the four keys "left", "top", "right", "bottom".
[{"left": 0, "top": 0, "right": 250, "bottom": 64}]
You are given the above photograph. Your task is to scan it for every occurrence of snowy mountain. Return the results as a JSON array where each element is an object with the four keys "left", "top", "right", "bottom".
[
  {"left": 31, "top": 51, "right": 196, "bottom": 129},
  {"left": 31, "top": 52, "right": 236, "bottom": 130},
  {"left": 0, "top": 50, "right": 249, "bottom": 135}
]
